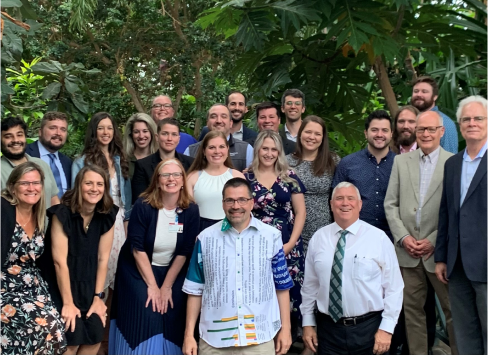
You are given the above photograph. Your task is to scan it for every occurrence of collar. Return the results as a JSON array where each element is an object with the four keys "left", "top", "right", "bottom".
[
  {"left": 464, "top": 142, "right": 488, "bottom": 162},
  {"left": 233, "top": 122, "right": 244, "bottom": 135},
  {"left": 221, "top": 214, "right": 259, "bottom": 232},
  {"left": 430, "top": 105, "right": 440, "bottom": 112},
  {"left": 400, "top": 142, "right": 417, "bottom": 154},
  {"left": 331, "top": 219, "right": 361, "bottom": 236},
  {"left": 227, "top": 134, "right": 235, "bottom": 147},
  {"left": 2, "top": 153, "right": 31, "bottom": 167},
  {"left": 284, "top": 123, "right": 297, "bottom": 138},
  {"left": 37, "top": 140, "right": 57, "bottom": 158},
  {"left": 420, "top": 145, "right": 441, "bottom": 163}
]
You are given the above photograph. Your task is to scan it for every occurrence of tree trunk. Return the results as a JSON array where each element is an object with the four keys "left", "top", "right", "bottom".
[
  {"left": 404, "top": 49, "right": 418, "bottom": 82},
  {"left": 373, "top": 56, "right": 399, "bottom": 117},
  {"left": 122, "top": 80, "right": 146, "bottom": 113}
]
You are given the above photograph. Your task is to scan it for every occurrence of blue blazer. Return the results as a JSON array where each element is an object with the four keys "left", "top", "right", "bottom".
[
  {"left": 26, "top": 141, "right": 72, "bottom": 189},
  {"left": 198, "top": 125, "right": 258, "bottom": 141},
  {"left": 435, "top": 150, "right": 487, "bottom": 282},
  {"left": 126, "top": 198, "right": 200, "bottom": 264}
]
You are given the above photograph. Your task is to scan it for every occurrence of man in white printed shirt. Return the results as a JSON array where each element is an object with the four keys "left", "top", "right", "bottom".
[
  {"left": 301, "top": 182, "right": 403, "bottom": 355},
  {"left": 182, "top": 178, "right": 293, "bottom": 355}
]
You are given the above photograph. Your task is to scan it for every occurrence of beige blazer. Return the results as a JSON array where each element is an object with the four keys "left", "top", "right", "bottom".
[{"left": 384, "top": 148, "right": 453, "bottom": 273}]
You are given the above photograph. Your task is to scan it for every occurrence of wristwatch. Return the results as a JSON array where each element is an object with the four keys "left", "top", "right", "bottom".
[{"left": 94, "top": 291, "right": 106, "bottom": 299}]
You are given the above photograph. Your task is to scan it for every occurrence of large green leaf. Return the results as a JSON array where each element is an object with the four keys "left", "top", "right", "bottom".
[
  {"left": 31, "top": 62, "right": 61, "bottom": 75},
  {"left": 235, "top": 10, "right": 275, "bottom": 51},
  {"left": 41, "top": 82, "right": 62, "bottom": 100},
  {"left": 271, "top": 0, "right": 320, "bottom": 34},
  {"left": 1, "top": 0, "right": 22, "bottom": 7},
  {"left": 1, "top": 82, "right": 15, "bottom": 95},
  {"left": 71, "top": 95, "right": 89, "bottom": 114},
  {"left": 64, "top": 77, "right": 80, "bottom": 94}
]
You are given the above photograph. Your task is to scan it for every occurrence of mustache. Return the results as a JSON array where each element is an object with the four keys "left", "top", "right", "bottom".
[
  {"left": 231, "top": 109, "right": 243, "bottom": 113},
  {"left": 7, "top": 141, "right": 24, "bottom": 147},
  {"left": 229, "top": 208, "right": 246, "bottom": 213}
]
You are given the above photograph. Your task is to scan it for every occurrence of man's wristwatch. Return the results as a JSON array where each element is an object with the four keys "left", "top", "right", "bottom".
[{"left": 94, "top": 291, "right": 106, "bottom": 299}]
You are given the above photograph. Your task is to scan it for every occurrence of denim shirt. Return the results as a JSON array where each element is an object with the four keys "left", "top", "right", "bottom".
[{"left": 72, "top": 155, "right": 132, "bottom": 220}]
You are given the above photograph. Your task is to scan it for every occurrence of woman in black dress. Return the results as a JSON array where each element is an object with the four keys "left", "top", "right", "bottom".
[
  {"left": 109, "top": 158, "right": 200, "bottom": 354},
  {"left": 39, "top": 165, "right": 118, "bottom": 354}
]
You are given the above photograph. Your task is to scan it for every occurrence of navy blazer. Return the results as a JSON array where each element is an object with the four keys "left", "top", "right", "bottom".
[
  {"left": 124, "top": 198, "right": 200, "bottom": 265},
  {"left": 26, "top": 141, "right": 72, "bottom": 189},
  {"left": 131, "top": 152, "right": 194, "bottom": 204},
  {"left": 198, "top": 125, "right": 258, "bottom": 141},
  {"left": 435, "top": 150, "right": 487, "bottom": 282}
]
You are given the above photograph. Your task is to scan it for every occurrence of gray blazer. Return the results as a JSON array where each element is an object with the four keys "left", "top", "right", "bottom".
[{"left": 384, "top": 148, "right": 453, "bottom": 273}]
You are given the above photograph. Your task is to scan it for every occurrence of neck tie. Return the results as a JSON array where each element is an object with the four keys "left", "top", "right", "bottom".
[
  {"left": 329, "top": 230, "right": 349, "bottom": 322},
  {"left": 48, "top": 153, "right": 63, "bottom": 199}
]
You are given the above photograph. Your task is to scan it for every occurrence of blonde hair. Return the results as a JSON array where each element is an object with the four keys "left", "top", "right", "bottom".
[
  {"left": 250, "top": 130, "right": 297, "bottom": 185},
  {"left": 123, "top": 113, "right": 158, "bottom": 158},
  {"left": 1, "top": 162, "right": 46, "bottom": 231},
  {"left": 140, "top": 159, "right": 193, "bottom": 209}
]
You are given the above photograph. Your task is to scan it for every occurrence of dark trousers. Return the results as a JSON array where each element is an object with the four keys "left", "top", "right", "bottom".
[
  {"left": 316, "top": 311, "right": 382, "bottom": 355},
  {"left": 449, "top": 258, "right": 487, "bottom": 355}
]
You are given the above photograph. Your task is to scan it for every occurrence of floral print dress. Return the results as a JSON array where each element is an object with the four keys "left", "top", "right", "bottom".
[
  {"left": 244, "top": 170, "right": 306, "bottom": 323},
  {"left": 1, "top": 224, "right": 67, "bottom": 355}
]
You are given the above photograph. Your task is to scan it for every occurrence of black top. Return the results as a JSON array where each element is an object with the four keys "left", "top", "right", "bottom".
[
  {"left": 38, "top": 203, "right": 118, "bottom": 345},
  {"left": 1, "top": 197, "right": 16, "bottom": 271},
  {"left": 131, "top": 151, "right": 194, "bottom": 204}
]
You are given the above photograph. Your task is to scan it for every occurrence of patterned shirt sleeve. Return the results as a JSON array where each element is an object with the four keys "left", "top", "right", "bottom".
[
  {"left": 289, "top": 171, "right": 307, "bottom": 194},
  {"left": 182, "top": 238, "right": 205, "bottom": 295},
  {"left": 271, "top": 229, "right": 293, "bottom": 290}
]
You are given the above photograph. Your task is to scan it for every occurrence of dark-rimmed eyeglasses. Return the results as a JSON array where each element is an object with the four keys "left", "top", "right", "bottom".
[
  {"left": 152, "top": 103, "right": 173, "bottom": 110},
  {"left": 223, "top": 198, "right": 253, "bottom": 206},
  {"left": 415, "top": 126, "right": 443, "bottom": 134}
]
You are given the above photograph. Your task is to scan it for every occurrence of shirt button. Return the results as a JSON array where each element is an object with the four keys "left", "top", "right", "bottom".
[
  {"left": 238, "top": 271, "right": 240, "bottom": 273},
  {"left": 376, "top": 178, "right": 379, "bottom": 181},
  {"left": 376, "top": 205, "right": 379, "bottom": 207},
  {"left": 376, "top": 192, "right": 378, "bottom": 194},
  {"left": 377, "top": 166, "right": 379, "bottom": 169}
]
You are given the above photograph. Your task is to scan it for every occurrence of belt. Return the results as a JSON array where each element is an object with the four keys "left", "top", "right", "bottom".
[{"left": 321, "top": 310, "right": 382, "bottom": 327}]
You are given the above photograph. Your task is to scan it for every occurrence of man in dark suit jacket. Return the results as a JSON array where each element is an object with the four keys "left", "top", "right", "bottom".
[
  {"left": 434, "top": 96, "right": 487, "bottom": 355},
  {"left": 198, "top": 91, "right": 258, "bottom": 142},
  {"left": 132, "top": 119, "right": 194, "bottom": 203},
  {"left": 26, "top": 112, "right": 72, "bottom": 196},
  {"left": 246, "top": 102, "right": 296, "bottom": 155}
]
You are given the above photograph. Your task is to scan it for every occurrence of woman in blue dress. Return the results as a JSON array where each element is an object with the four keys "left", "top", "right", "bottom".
[
  {"left": 244, "top": 130, "right": 306, "bottom": 336},
  {"left": 109, "top": 159, "right": 200, "bottom": 354}
]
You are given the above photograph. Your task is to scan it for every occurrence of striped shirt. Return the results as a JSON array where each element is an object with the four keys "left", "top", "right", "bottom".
[{"left": 417, "top": 146, "right": 440, "bottom": 227}]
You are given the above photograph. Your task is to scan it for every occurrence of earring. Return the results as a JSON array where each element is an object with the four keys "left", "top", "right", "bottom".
[{"left": 181, "top": 186, "right": 183, "bottom": 190}]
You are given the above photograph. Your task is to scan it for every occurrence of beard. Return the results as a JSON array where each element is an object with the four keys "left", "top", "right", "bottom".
[
  {"left": 398, "top": 132, "right": 417, "bottom": 147},
  {"left": 39, "top": 136, "right": 65, "bottom": 152},
  {"left": 411, "top": 97, "right": 435, "bottom": 112},
  {"left": 1, "top": 142, "right": 26, "bottom": 161},
  {"left": 231, "top": 110, "right": 245, "bottom": 123}
]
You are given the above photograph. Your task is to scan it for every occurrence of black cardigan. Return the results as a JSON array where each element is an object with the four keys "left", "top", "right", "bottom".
[{"left": 1, "top": 197, "right": 16, "bottom": 271}]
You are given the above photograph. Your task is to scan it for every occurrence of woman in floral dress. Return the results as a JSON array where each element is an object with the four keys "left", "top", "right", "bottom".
[
  {"left": 244, "top": 130, "right": 306, "bottom": 336},
  {"left": 1, "top": 162, "right": 67, "bottom": 355}
]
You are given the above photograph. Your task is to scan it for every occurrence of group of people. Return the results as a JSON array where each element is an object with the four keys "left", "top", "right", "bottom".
[{"left": 0, "top": 75, "right": 486, "bottom": 355}]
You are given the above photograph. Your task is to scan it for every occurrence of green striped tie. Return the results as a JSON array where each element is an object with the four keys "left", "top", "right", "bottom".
[{"left": 329, "top": 230, "right": 348, "bottom": 322}]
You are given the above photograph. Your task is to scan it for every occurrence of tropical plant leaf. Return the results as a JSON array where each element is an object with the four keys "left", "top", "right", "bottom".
[
  {"left": 65, "top": 77, "right": 80, "bottom": 94},
  {"left": 235, "top": 10, "right": 275, "bottom": 51},
  {"left": 1, "top": 0, "right": 22, "bottom": 7},
  {"left": 41, "top": 82, "right": 62, "bottom": 100},
  {"left": 31, "top": 62, "right": 61, "bottom": 75},
  {"left": 71, "top": 95, "right": 89, "bottom": 114}
]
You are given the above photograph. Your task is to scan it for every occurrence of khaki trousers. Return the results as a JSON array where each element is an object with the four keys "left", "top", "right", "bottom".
[
  {"left": 401, "top": 262, "right": 458, "bottom": 355},
  {"left": 199, "top": 339, "right": 275, "bottom": 355}
]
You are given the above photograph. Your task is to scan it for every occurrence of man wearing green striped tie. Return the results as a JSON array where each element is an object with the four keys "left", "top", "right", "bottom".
[{"left": 300, "top": 182, "right": 404, "bottom": 355}]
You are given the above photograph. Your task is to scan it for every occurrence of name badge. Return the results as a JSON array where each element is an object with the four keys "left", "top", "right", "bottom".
[{"left": 169, "top": 223, "right": 183, "bottom": 233}]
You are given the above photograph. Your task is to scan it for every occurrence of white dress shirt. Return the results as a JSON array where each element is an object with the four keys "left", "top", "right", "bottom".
[{"left": 300, "top": 219, "right": 403, "bottom": 333}]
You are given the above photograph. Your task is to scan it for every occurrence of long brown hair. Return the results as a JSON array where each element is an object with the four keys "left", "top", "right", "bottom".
[
  {"left": 81, "top": 112, "right": 129, "bottom": 179},
  {"left": 292, "top": 115, "right": 337, "bottom": 176},
  {"left": 140, "top": 159, "right": 193, "bottom": 209},
  {"left": 61, "top": 165, "right": 114, "bottom": 214},
  {"left": 2, "top": 162, "right": 46, "bottom": 231},
  {"left": 187, "top": 130, "right": 234, "bottom": 174}
]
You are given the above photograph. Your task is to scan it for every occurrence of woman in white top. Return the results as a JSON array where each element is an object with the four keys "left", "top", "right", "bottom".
[{"left": 186, "top": 130, "right": 244, "bottom": 231}]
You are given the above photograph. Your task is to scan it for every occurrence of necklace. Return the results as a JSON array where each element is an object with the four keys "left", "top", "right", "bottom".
[
  {"left": 81, "top": 212, "right": 94, "bottom": 233},
  {"left": 16, "top": 208, "right": 32, "bottom": 228}
]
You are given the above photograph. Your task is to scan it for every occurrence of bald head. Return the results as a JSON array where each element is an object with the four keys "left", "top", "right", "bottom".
[{"left": 417, "top": 110, "right": 443, "bottom": 126}]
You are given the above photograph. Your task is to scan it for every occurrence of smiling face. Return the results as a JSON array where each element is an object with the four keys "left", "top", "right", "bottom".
[
  {"left": 330, "top": 185, "right": 362, "bottom": 228},
  {"left": 132, "top": 121, "right": 152, "bottom": 150},
  {"left": 281, "top": 95, "right": 305, "bottom": 122},
  {"left": 257, "top": 107, "right": 280, "bottom": 132},
  {"left": 207, "top": 105, "right": 232, "bottom": 136},
  {"left": 459, "top": 102, "right": 487, "bottom": 144},
  {"left": 39, "top": 119, "right": 68, "bottom": 152},
  {"left": 96, "top": 118, "right": 114, "bottom": 147},
  {"left": 416, "top": 111, "right": 444, "bottom": 155},
  {"left": 1, "top": 125, "right": 26, "bottom": 160},
  {"left": 151, "top": 96, "right": 175, "bottom": 122},
  {"left": 81, "top": 170, "right": 105, "bottom": 206},
  {"left": 223, "top": 185, "right": 253, "bottom": 228},
  {"left": 227, "top": 93, "right": 248, "bottom": 123},
  {"left": 204, "top": 137, "right": 229, "bottom": 165},
  {"left": 396, "top": 110, "right": 417, "bottom": 147},
  {"left": 158, "top": 163, "right": 184, "bottom": 195},
  {"left": 157, "top": 123, "right": 180, "bottom": 153},
  {"left": 364, "top": 118, "right": 392, "bottom": 151},
  {"left": 258, "top": 137, "right": 279, "bottom": 169},
  {"left": 300, "top": 121, "right": 323, "bottom": 153},
  {"left": 13, "top": 170, "right": 43, "bottom": 207},
  {"left": 411, "top": 83, "right": 437, "bottom": 112}
]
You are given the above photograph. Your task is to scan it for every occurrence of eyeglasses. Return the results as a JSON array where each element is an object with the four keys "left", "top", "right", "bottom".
[
  {"left": 223, "top": 197, "right": 253, "bottom": 206},
  {"left": 285, "top": 101, "right": 303, "bottom": 106},
  {"left": 16, "top": 181, "right": 42, "bottom": 187},
  {"left": 415, "top": 126, "right": 443, "bottom": 134},
  {"left": 460, "top": 116, "right": 486, "bottom": 124},
  {"left": 159, "top": 172, "right": 183, "bottom": 179},
  {"left": 152, "top": 103, "right": 173, "bottom": 110}
]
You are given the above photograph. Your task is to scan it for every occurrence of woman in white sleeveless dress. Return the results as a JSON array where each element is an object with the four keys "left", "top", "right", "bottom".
[{"left": 186, "top": 131, "right": 244, "bottom": 231}]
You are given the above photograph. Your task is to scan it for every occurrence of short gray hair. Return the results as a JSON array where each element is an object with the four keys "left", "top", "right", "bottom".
[
  {"left": 331, "top": 182, "right": 361, "bottom": 200},
  {"left": 456, "top": 95, "right": 488, "bottom": 124},
  {"left": 417, "top": 110, "right": 443, "bottom": 126}
]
